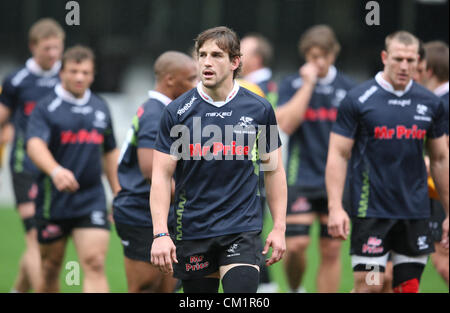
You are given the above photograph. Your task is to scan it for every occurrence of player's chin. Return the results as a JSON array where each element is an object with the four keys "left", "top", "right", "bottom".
[{"left": 202, "top": 80, "right": 216, "bottom": 88}]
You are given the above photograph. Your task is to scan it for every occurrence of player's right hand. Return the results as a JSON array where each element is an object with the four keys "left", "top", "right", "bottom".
[
  {"left": 151, "top": 236, "right": 178, "bottom": 274},
  {"left": 328, "top": 207, "right": 350, "bottom": 240},
  {"left": 51, "top": 167, "right": 80, "bottom": 193},
  {"left": 300, "top": 62, "right": 319, "bottom": 85}
]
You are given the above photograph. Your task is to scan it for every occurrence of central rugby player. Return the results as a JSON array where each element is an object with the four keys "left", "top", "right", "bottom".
[{"left": 150, "top": 26, "right": 287, "bottom": 293}]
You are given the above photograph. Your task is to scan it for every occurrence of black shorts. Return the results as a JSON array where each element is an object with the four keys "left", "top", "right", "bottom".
[
  {"left": 287, "top": 186, "right": 328, "bottom": 215},
  {"left": 12, "top": 171, "right": 38, "bottom": 205},
  {"left": 36, "top": 211, "right": 110, "bottom": 244},
  {"left": 429, "top": 199, "right": 446, "bottom": 243},
  {"left": 173, "top": 231, "right": 263, "bottom": 280},
  {"left": 350, "top": 217, "right": 435, "bottom": 258},
  {"left": 115, "top": 223, "right": 174, "bottom": 263}
]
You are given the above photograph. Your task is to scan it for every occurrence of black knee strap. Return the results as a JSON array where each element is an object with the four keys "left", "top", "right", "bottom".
[
  {"left": 319, "top": 223, "right": 333, "bottom": 238},
  {"left": 393, "top": 262, "right": 425, "bottom": 289},
  {"left": 222, "top": 266, "right": 259, "bottom": 293},
  {"left": 23, "top": 217, "right": 36, "bottom": 233},
  {"left": 286, "top": 224, "right": 310, "bottom": 237},
  {"left": 182, "top": 277, "right": 220, "bottom": 293}
]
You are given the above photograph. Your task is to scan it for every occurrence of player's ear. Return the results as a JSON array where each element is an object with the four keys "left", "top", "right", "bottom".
[
  {"left": 381, "top": 50, "right": 388, "bottom": 66},
  {"left": 231, "top": 56, "right": 240, "bottom": 71},
  {"left": 166, "top": 74, "right": 174, "bottom": 87}
]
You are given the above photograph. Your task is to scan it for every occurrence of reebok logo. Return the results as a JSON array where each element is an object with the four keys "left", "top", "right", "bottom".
[{"left": 177, "top": 96, "right": 196, "bottom": 116}]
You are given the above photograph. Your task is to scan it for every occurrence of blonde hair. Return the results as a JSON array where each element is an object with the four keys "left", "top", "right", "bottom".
[{"left": 29, "top": 18, "right": 65, "bottom": 45}]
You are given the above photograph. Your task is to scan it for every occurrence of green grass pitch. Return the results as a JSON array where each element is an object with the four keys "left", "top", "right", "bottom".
[{"left": 0, "top": 207, "right": 448, "bottom": 293}]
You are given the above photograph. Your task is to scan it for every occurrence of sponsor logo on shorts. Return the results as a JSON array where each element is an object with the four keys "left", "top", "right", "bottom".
[
  {"left": 226, "top": 244, "right": 241, "bottom": 257},
  {"left": 417, "top": 236, "right": 429, "bottom": 250},
  {"left": 291, "top": 197, "right": 311, "bottom": 213},
  {"left": 28, "top": 183, "right": 38, "bottom": 200},
  {"left": 186, "top": 255, "right": 209, "bottom": 272},
  {"left": 42, "top": 224, "right": 63, "bottom": 239},
  {"left": 121, "top": 240, "right": 130, "bottom": 247},
  {"left": 362, "top": 236, "right": 384, "bottom": 254}
]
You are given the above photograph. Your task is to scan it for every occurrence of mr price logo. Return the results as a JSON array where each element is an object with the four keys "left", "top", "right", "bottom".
[
  {"left": 61, "top": 129, "right": 104, "bottom": 144},
  {"left": 374, "top": 125, "right": 426, "bottom": 140},
  {"left": 186, "top": 255, "right": 209, "bottom": 272},
  {"left": 189, "top": 141, "right": 249, "bottom": 157}
]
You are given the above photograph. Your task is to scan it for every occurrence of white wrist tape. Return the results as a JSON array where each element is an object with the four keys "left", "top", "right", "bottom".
[{"left": 50, "top": 166, "right": 63, "bottom": 178}]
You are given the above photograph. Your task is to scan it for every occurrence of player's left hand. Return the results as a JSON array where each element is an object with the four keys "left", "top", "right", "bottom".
[
  {"left": 263, "top": 228, "right": 286, "bottom": 266},
  {"left": 441, "top": 216, "right": 449, "bottom": 249}
]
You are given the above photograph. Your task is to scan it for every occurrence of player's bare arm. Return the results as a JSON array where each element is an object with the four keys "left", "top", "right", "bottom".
[
  {"left": 150, "top": 150, "right": 178, "bottom": 273},
  {"left": 0, "top": 104, "right": 11, "bottom": 127},
  {"left": 427, "top": 135, "right": 450, "bottom": 249},
  {"left": 325, "top": 132, "right": 354, "bottom": 240},
  {"left": 27, "top": 137, "right": 79, "bottom": 193},
  {"left": 275, "top": 63, "right": 318, "bottom": 135},
  {"left": 103, "top": 148, "right": 121, "bottom": 196},
  {"left": 263, "top": 147, "right": 287, "bottom": 266}
]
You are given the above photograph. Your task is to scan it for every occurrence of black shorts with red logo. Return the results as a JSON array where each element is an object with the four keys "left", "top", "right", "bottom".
[
  {"left": 350, "top": 217, "right": 435, "bottom": 258},
  {"left": 12, "top": 171, "right": 38, "bottom": 205},
  {"left": 173, "top": 231, "right": 263, "bottom": 280},
  {"left": 286, "top": 186, "right": 328, "bottom": 215},
  {"left": 36, "top": 210, "right": 110, "bottom": 244}
]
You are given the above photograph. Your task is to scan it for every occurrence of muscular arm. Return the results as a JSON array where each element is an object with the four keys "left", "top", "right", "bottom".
[
  {"left": 138, "top": 147, "right": 175, "bottom": 200},
  {"left": 150, "top": 150, "right": 178, "bottom": 273},
  {"left": 0, "top": 104, "right": 11, "bottom": 128},
  {"left": 427, "top": 135, "right": 450, "bottom": 248},
  {"left": 263, "top": 147, "right": 287, "bottom": 265},
  {"left": 27, "top": 137, "right": 79, "bottom": 192},
  {"left": 275, "top": 64, "right": 317, "bottom": 135},
  {"left": 102, "top": 148, "right": 121, "bottom": 196},
  {"left": 325, "top": 132, "right": 355, "bottom": 240},
  {"left": 427, "top": 135, "right": 449, "bottom": 215}
]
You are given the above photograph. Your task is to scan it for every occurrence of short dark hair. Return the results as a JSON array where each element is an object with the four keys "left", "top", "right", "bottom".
[
  {"left": 298, "top": 25, "right": 340, "bottom": 57},
  {"left": 424, "top": 41, "right": 449, "bottom": 82},
  {"left": 61, "top": 45, "right": 95, "bottom": 70},
  {"left": 195, "top": 26, "right": 242, "bottom": 79}
]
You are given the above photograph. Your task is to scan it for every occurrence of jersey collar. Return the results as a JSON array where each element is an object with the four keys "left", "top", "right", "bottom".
[
  {"left": 196, "top": 80, "right": 240, "bottom": 108},
  {"left": 244, "top": 68, "right": 272, "bottom": 85},
  {"left": 148, "top": 90, "right": 172, "bottom": 106},
  {"left": 26, "top": 58, "right": 61, "bottom": 77},
  {"left": 55, "top": 83, "right": 91, "bottom": 106},
  {"left": 317, "top": 65, "right": 337, "bottom": 85},
  {"left": 375, "top": 72, "right": 413, "bottom": 97},
  {"left": 434, "top": 81, "right": 449, "bottom": 97}
]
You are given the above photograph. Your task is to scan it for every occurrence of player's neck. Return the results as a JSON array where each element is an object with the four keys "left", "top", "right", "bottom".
[
  {"left": 381, "top": 71, "right": 410, "bottom": 91},
  {"left": 426, "top": 77, "right": 445, "bottom": 93},
  {"left": 202, "top": 78, "right": 235, "bottom": 102},
  {"left": 154, "top": 85, "right": 173, "bottom": 101}
]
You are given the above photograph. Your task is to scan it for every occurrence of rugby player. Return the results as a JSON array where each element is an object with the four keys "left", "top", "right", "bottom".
[
  {"left": 113, "top": 51, "right": 197, "bottom": 292},
  {"left": 0, "top": 18, "right": 64, "bottom": 293},
  {"left": 240, "top": 32, "right": 278, "bottom": 293},
  {"left": 26, "top": 45, "right": 120, "bottom": 292},
  {"left": 419, "top": 41, "right": 449, "bottom": 285},
  {"left": 326, "top": 31, "right": 449, "bottom": 293},
  {"left": 150, "top": 26, "right": 287, "bottom": 293},
  {"left": 276, "top": 25, "right": 355, "bottom": 293}
]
